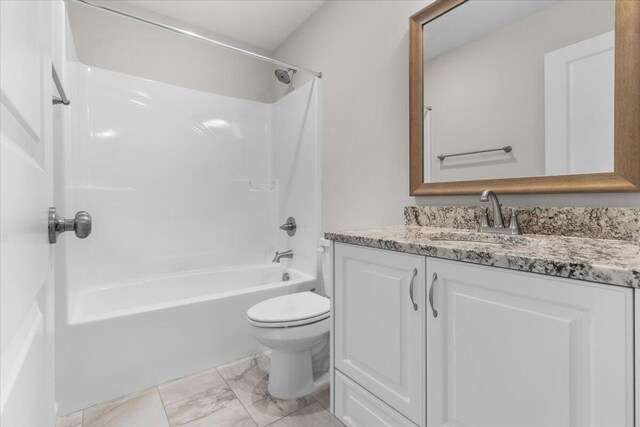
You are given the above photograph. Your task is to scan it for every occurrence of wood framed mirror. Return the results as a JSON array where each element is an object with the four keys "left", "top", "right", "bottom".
[{"left": 410, "top": 0, "right": 640, "bottom": 195}]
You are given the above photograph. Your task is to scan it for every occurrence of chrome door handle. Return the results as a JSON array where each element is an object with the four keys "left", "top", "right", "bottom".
[
  {"left": 409, "top": 268, "right": 418, "bottom": 311},
  {"left": 429, "top": 272, "right": 438, "bottom": 318},
  {"left": 48, "top": 207, "right": 92, "bottom": 244}
]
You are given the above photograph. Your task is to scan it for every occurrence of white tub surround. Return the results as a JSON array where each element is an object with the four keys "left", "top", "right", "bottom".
[{"left": 55, "top": 63, "right": 321, "bottom": 414}]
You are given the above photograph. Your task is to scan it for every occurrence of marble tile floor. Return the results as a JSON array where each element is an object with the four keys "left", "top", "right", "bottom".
[{"left": 56, "top": 351, "right": 341, "bottom": 427}]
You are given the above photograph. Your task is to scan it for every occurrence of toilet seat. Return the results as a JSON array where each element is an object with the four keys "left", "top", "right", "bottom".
[{"left": 247, "top": 292, "right": 330, "bottom": 328}]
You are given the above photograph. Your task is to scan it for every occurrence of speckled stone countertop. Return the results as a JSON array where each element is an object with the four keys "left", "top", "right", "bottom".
[{"left": 325, "top": 226, "right": 640, "bottom": 288}]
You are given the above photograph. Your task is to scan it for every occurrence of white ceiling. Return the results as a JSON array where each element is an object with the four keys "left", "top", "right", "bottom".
[{"left": 120, "top": 0, "right": 326, "bottom": 51}]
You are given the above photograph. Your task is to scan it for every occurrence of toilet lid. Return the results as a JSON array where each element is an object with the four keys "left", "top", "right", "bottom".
[{"left": 247, "top": 292, "right": 330, "bottom": 324}]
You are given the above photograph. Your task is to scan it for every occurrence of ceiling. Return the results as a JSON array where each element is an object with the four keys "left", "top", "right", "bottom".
[{"left": 120, "top": 0, "right": 326, "bottom": 51}]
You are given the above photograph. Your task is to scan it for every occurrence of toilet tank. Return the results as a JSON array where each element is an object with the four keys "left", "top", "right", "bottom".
[{"left": 318, "top": 238, "right": 333, "bottom": 300}]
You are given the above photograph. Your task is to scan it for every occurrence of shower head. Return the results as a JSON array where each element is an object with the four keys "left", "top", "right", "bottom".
[{"left": 275, "top": 68, "right": 296, "bottom": 84}]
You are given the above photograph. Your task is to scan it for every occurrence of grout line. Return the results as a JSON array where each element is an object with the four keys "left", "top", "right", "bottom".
[
  {"left": 246, "top": 351, "right": 318, "bottom": 427},
  {"left": 78, "top": 352, "right": 278, "bottom": 427},
  {"left": 216, "top": 351, "right": 319, "bottom": 427},
  {"left": 262, "top": 402, "right": 320, "bottom": 427},
  {"left": 216, "top": 364, "right": 258, "bottom": 427},
  {"left": 156, "top": 386, "right": 172, "bottom": 427}
]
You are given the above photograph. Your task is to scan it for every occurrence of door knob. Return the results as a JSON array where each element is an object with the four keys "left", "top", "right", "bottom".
[{"left": 48, "top": 207, "right": 92, "bottom": 244}]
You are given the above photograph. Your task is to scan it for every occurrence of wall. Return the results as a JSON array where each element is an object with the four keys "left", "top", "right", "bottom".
[
  {"left": 66, "top": 1, "right": 277, "bottom": 103},
  {"left": 274, "top": 0, "right": 640, "bottom": 231},
  {"left": 424, "top": 0, "right": 614, "bottom": 183}
]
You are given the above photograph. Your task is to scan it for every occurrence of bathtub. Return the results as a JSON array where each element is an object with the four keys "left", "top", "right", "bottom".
[{"left": 56, "top": 264, "right": 316, "bottom": 414}]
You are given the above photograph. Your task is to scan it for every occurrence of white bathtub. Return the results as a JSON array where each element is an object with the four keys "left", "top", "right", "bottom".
[
  {"left": 56, "top": 264, "right": 316, "bottom": 414},
  {"left": 70, "top": 264, "right": 308, "bottom": 324}
]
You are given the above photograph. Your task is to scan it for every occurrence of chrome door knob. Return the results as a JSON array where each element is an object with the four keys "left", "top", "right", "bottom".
[
  {"left": 48, "top": 207, "right": 92, "bottom": 244},
  {"left": 74, "top": 211, "right": 92, "bottom": 239}
]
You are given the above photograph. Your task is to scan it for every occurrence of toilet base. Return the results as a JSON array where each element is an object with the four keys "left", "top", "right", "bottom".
[
  {"left": 248, "top": 315, "right": 331, "bottom": 400},
  {"left": 267, "top": 332, "right": 330, "bottom": 400},
  {"left": 269, "top": 349, "right": 315, "bottom": 399}
]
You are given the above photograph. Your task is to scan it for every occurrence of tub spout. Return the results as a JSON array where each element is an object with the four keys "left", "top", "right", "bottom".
[{"left": 272, "top": 250, "right": 293, "bottom": 263}]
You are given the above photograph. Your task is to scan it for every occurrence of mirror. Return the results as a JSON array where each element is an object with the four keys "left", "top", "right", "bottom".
[{"left": 410, "top": 0, "right": 640, "bottom": 195}]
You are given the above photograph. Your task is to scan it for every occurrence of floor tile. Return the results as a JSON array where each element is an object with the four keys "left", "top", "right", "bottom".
[
  {"left": 163, "top": 386, "right": 256, "bottom": 427},
  {"left": 268, "top": 402, "right": 344, "bottom": 427},
  {"left": 83, "top": 388, "right": 169, "bottom": 427},
  {"left": 311, "top": 386, "right": 330, "bottom": 410},
  {"left": 56, "top": 410, "right": 83, "bottom": 427},
  {"left": 159, "top": 367, "right": 228, "bottom": 406},
  {"left": 217, "top": 354, "right": 315, "bottom": 427}
]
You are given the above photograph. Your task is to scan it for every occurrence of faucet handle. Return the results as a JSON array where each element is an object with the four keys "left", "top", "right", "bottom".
[
  {"left": 279, "top": 217, "right": 297, "bottom": 236},
  {"left": 478, "top": 207, "right": 490, "bottom": 231},
  {"left": 508, "top": 208, "right": 521, "bottom": 235}
]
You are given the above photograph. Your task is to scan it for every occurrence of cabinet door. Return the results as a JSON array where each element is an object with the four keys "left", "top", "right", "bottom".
[
  {"left": 335, "top": 243, "right": 425, "bottom": 425},
  {"left": 426, "top": 258, "right": 634, "bottom": 427}
]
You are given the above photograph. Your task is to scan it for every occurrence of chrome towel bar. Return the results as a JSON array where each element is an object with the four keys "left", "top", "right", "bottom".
[
  {"left": 52, "top": 65, "right": 70, "bottom": 106},
  {"left": 437, "top": 145, "right": 512, "bottom": 161}
]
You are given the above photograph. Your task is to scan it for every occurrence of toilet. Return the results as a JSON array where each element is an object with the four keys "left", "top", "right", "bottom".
[{"left": 247, "top": 239, "right": 332, "bottom": 400}]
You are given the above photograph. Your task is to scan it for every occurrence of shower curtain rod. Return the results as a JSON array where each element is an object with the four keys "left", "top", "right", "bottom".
[{"left": 70, "top": 0, "right": 323, "bottom": 78}]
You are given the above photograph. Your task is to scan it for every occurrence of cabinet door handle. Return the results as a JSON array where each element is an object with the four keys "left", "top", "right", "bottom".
[
  {"left": 409, "top": 268, "right": 418, "bottom": 311},
  {"left": 429, "top": 272, "right": 438, "bottom": 318}
]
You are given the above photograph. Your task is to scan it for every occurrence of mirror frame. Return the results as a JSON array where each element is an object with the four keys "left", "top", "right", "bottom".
[{"left": 410, "top": 0, "right": 640, "bottom": 195}]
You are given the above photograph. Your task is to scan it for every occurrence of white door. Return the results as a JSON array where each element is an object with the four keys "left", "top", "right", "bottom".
[
  {"left": 335, "top": 243, "right": 425, "bottom": 426},
  {"left": 544, "top": 31, "right": 615, "bottom": 176},
  {"left": 1, "top": 1, "right": 55, "bottom": 426},
  {"left": 426, "top": 258, "right": 634, "bottom": 427}
]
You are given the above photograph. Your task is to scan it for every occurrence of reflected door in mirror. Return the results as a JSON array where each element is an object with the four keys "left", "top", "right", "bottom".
[{"left": 422, "top": 0, "right": 615, "bottom": 183}]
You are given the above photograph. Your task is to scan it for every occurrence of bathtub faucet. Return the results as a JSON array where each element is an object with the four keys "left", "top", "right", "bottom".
[{"left": 272, "top": 250, "right": 294, "bottom": 263}]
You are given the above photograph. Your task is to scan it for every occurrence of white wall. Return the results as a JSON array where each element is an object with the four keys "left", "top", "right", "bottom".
[
  {"left": 424, "top": 0, "right": 614, "bottom": 183},
  {"left": 66, "top": 1, "right": 277, "bottom": 103},
  {"left": 274, "top": 0, "right": 640, "bottom": 231},
  {"left": 274, "top": 1, "right": 427, "bottom": 230}
]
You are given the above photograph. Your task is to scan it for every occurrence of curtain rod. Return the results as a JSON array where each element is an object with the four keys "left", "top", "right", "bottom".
[{"left": 70, "top": 0, "right": 323, "bottom": 78}]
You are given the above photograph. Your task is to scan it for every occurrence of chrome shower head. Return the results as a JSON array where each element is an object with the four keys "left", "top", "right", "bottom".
[{"left": 275, "top": 68, "right": 296, "bottom": 84}]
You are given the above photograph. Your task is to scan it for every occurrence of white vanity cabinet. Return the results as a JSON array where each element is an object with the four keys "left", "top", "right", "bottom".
[
  {"left": 426, "top": 258, "right": 634, "bottom": 427},
  {"left": 334, "top": 243, "right": 425, "bottom": 426},
  {"left": 331, "top": 242, "right": 635, "bottom": 427}
]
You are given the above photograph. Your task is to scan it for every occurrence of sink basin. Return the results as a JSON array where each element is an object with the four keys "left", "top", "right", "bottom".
[{"left": 426, "top": 231, "right": 543, "bottom": 247}]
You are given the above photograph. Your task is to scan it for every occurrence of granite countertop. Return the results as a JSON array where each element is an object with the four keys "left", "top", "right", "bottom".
[{"left": 325, "top": 225, "right": 640, "bottom": 288}]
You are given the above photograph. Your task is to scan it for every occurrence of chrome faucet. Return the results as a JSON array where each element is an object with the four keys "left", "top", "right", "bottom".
[
  {"left": 478, "top": 190, "right": 521, "bottom": 235},
  {"left": 480, "top": 190, "right": 504, "bottom": 228},
  {"left": 272, "top": 250, "right": 293, "bottom": 263}
]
